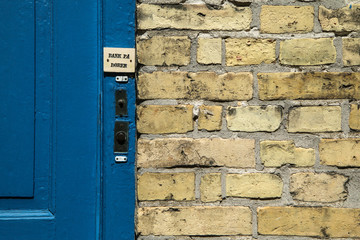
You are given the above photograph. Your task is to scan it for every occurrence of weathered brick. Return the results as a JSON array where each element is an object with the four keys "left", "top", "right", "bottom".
[
  {"left": 320, "top": 139, "right": 360, "bottom": 167},
  {"left": 200, "top": 173, "right": 222, "bottom": 202},
  {"left": 288, "top": 106, "right": 341, "bottom": 133},
  {"left": 231, "top": 0, "right": 255, "bottom": 3},
  {"left": 138, "top": 0, "right": 184, "bottom": 3},
  {"left": 319, "top": 5, "right": 360, "bottom": 33},
  {"left": 280, "top": 38, "right": 336, "bottom": 65},
  {"left": 350, "top": 104, "right": 360, "bottom": 130},
  {"left": 137, "top": 4, "right": 252, "bottom": 30},
  {"left": 226, "top": 106, "right": 282, "bottom": 132},
  {"left": 137, "top": 172, "right": 195, "bottom": 201},
  {"left": 137, "top": 72, "right": 253, "bottom": 101},
  {"left": 258, "top": 72, "right": 360, "bottom": 100},
  {"left": 197, "top": 38, "right": 222, "bottom": 64},
  {"left": 137, "top": 206, "right": 252, "bottom": 236},
  {"left": 137, "top": 36, "right": 190, "bottom": 66},
  {"left": 137, "top": 138, "right": 255, "bottom": 168},
  {"left": 260, "top": 140, "right": 315, "bottom": 167},
  {"left": 204, "top": 0, "right": 222, "bottom": 5},
  {"left": 137, "top": 105, "right": 193, "bottom": 134},
  {"left": 258, "top": 207, "right": 360, "bottom": 238},
  {"left": 198, "top": 105, "right": 222, "bottom": 131},
  {"left": 260, "top": 6, "right": 314, "bottom": 33},
  {"left": 226, "top": 38, "right": 276, "bottom": 66},
  {"left": 226, "top": 173, "right": 283, "bottom": 199},
  {"left": 343, "top": 38, "right": 360, "bottom": 66},
  {"left": 290, "top": 173, "right": 348, "bottom": 202}
]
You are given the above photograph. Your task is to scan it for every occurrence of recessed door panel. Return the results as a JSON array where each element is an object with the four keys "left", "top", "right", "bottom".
[
  {"left": 0, "top": 1, "right": 35, "bottom": 197},
  {"left": 0, "top": 0, "right": 102, "bottom": 239}
]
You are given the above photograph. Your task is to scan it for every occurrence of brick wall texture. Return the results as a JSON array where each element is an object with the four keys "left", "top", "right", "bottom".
[{"left": 135, "top": 0, "right": 360, "bottom": 239}]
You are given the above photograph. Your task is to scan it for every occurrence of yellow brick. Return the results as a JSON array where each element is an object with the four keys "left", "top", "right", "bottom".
[
  {"left": 197, "top": 38, "right": 222, "bottom": 64},
  {"left": 198, "top": 105, "right": 222, "bottom": 131},
  {"left": 137, "top": 4, "right": 252, "bottom": 30},
  {"left": 319, "top": 5, "right": 360, "bottom": 33},
  {"left": 137, "top": 206, "right": 252, "bottom": 236},
  {"left": 137, "top": 72, "right": 253, "bottom": 101},
  {"left": 258, "top": 207, "right": 360, "bottom": 238},
  {"left": 137, "top": 105, "right": 193, "bottom": 134},
  {"left": 226, "top": 173, "right": 283, "bottom": 199},
  {"left": 290, "top": 172, "right": 348, "bottom": 202},
  {"left": 280, "top": 38, "right": 336, "bottom": 65},
  {"left": 350, "top": 104, "right": 360, "bottom": 130},
  {"left": 260, "top": 140, "right": 315, "bottom": 167},
  {"left": 288, "top": 106, "right": 341, "bottom": 133},
  {"left": 137, "top": 36, "right": 190, "bottom": 66},
  {"left": 343, "top": 38, "right": 360, "bottom": 66},
  {"left": 200, "top": 173, "right": 222, "bottom": 202},
  {"left": 320, "top": 139, "right": 360, "bottom": 167},
  {"left": 226, "top": 106, "right": 282, "bottom": 132},
  {"left": 260, "top": 6, "right": 314, "bottom": 33},
  {"left": 226, "top": 38, "right": 276, "bottom": 66},
  {"left": 137, "top": 138, "right": 255, "bottom": 168},
  {"left": 258, "top": 72, "right": 360, "bottom": 100},
  {"left": 137, "top": 173, "right": 195, "bottom": 201}
]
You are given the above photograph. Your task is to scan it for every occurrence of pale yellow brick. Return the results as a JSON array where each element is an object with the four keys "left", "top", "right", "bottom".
[
  {"left": 260, "top": 6, "right": 314, "bottom": 33},
  {"left": 288, "top": 106, "right": 341, "bottom": 133},
  {"left": 138, "top": 0, "right": 183, "bottom": 3},
  {"left": 200, "top": 173, "right": 222, "bottom": 202},
  {"left": 343, "top": 38, "right": 360, "bottom": 66},
  {"left": 226, "top": 173, "right": 283, "bottom": 199},
  {"left": 137, "top": 4, "right": 252, "bottom": 30},
  {"left": 226, "top": 38, "right": 276, "bottom": 66},
  {"left": 290, "top": 173, "right": 348, "bottom": 203},
  {"left": 197, "top": 38, "right": 222, "bottom": 64},
  {"left": 137, "top": 172, "right": 195, "bottom": 201},
  {"left": 258, "top": 207, "right": 360, "bottom": 238},
  {"left": 226, "top": 106, "right": 282, "bottom": 132},
  {"left": 294, "top": 148, "right": 315, "bottom": 166},
  {"left": 198, "top": 105, "right": 222, "bottom": 131},
  {"left": 350, "top": 104, "right": 360, "bottom": 130},
  {"left": 258, "top": 72, "right": 360, "bottom": 100},
  {"left": 137, "top": 105, "right": 193, "bottom": 134},
  {"left": 137, "top": 72, "right": 253, "bottom": 101},
  {"left": 137, "top": 138, "right": 255, "bottom": 168},
  {"left": 319, "top": 5, "right": 360, "bottom": 33},
  {"left": 320, "top": 139, "right": 360, "bottom": 167},
  {"left": 137, "top": 36, "right": 190, "bottom": 66},
  {"left": 280, "top": 38, "right": 336, "bottom": 65},
  {"left": 137, "top": 206, "right": 252, "bottom": 236},
  {"left": 260, "top": 140, "right": 315, "bottom": 167}
]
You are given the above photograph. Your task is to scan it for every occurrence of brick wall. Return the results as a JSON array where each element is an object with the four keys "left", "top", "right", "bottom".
[{"left": 135, "top": 0, "right": 360, "bottom": 239}]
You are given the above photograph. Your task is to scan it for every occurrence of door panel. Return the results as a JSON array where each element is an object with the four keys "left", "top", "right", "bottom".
[
  {"left": 0, "top": 0, "right": 101, "bottom": 239},
  {"left": 0, "top": 0, "right": 35, "bottom": 197},
  {"left": 0, "top": 0, "right": 135, "bottom": 238}
]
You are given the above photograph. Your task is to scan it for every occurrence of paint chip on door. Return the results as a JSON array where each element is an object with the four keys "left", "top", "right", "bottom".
[{"left": 103, "top": 47, "right": 135, "bottom": 73}]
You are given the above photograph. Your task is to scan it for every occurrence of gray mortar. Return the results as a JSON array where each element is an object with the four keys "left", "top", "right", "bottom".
[
  {"left": 341, "top": 100, "right": 351, "bottom": 134},
  {"left": 250, "top": 2, "right": 261, "bottom": 29},
  {"left": 136, "top": 0, "right": 360, "bottom": 239},
  {"left": 195, "top": 171, "right": 202, "bottom": 199},
  {"left": 334, "top": 37, "right": 344, "bottom": 66},
  {"left": 313, "top": 4, "right": 322, "bottom": 33}
]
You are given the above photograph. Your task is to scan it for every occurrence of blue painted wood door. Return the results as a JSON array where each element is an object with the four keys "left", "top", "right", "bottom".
[{"left": 0, "top": 0, "right": 135, "bottom": 239}]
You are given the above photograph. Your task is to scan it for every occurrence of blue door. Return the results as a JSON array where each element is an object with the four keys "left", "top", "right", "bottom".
[{"left": 0, "top": 0, "right": 135, "bottom": 239}]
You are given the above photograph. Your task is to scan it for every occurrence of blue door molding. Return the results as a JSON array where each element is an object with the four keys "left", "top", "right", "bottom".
[{"left": 101, "top": 0, "right": 136, "bottom": 239}]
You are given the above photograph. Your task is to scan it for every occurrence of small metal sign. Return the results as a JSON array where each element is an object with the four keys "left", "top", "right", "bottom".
[{"left": 103, "top": 47, "right": 135, "bottom": 73}]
